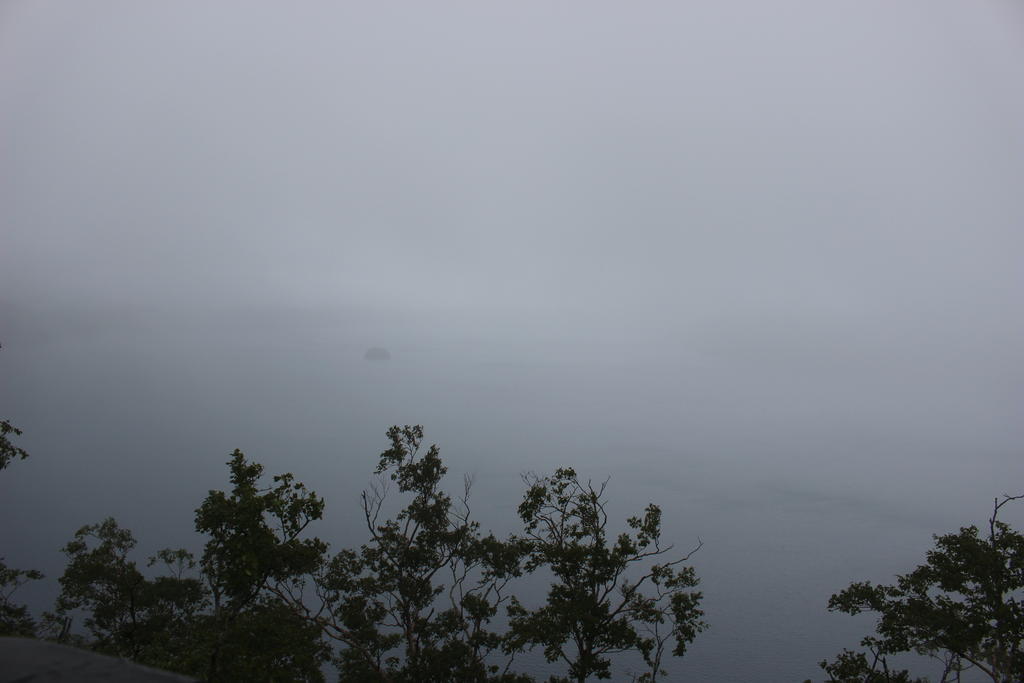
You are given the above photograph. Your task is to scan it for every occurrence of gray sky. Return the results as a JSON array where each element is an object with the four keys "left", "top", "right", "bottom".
[
  {"left": 2, "top": 2, "right": 1024, "bottom": 680},
  {"left": 3, "top": 1, "right": 1023, "bottom": 328},
  {"left": 4, "top": 0, "right": 1023, "bottom": 447}
]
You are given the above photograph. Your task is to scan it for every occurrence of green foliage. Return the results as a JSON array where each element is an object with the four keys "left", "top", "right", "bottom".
[
  {"left": 0, "top": 561, "right": 43, "bottom": 636},
  {"left": 38, "top": 426, "right": 704, "bottom": 682},
  {"left": 819, "top": 495, "right": 1024, "bottom": 683},
  {"left": 813, "top": 645, "right": 927, "bottom": 683},
  {"left": 0, "top": 419, "right": 30, "bottom": 472},
  {"left": 508, "top": 468, "right": 705, "bottom": 683},
  {"left": 52, "top": 518, "right": 207, "bottom": 670},
  {"left": 296, "top": 425, "right": 530, "bottom": 682},
  {"left": 52, "top": 449, "right": 329, "bottom": 681},
  {"left": 0, "top": 417, "right": 42, "bottom": 637},
  {"left": 195, "top": 450, "right": 326, "bottom": 610},
  {"left": 192, "top": 448, "right": 330, "bottom": 681},
  {"left": 200, "top": 599, "right": 328, "bottom": 683}
]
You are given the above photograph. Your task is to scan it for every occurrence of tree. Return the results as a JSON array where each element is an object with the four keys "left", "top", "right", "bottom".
[
  {"left": 0, "top": 342, "right": 28, "bottom": 473},
  {"left": 51, "top": 518, "right": 207, "bottom": 671},
  {"left": 0, "top": 562, "right": 43, "bottom": 637},
  {"left": 0, "top": 416, "right": 42, "bottom": 637},
  {"left": 0, "top": 419, "right": 30, "bottom": 472},
  {"left": 37, "top": 426, "right": 706, "bottom": 681},
  {"left": 287, "top": 425, "right": 530, "bottom": 682},
  {"left": 818, "top": 495, "right": 1024, "bottom": 683},
  {"left": 507, "top": 467, "right": 705, "bottom": 683},
  {"left": 51, "top": 448, "right": 329, "bottom": 681},
  {"left": 193, "top": 448, "right": 329, "bottom": 681}
]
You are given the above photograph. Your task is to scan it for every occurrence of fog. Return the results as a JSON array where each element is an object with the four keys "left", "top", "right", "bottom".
[{"left": 2, "top": 2, "right": 1024, "bottom": 680}]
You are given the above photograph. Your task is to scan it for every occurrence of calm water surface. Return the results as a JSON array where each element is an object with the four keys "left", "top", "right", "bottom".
[{"left": 1, "top": 316, "right": 1020, "bottom": 682}]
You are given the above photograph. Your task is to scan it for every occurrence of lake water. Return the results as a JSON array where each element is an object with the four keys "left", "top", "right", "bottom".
[{"left": 2, "top": 309, "right": 1021, "bottom": 681}]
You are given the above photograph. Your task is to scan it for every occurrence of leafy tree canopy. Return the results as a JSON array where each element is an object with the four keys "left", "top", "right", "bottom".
[
  {"left": 50, "top": 449, "right": 330, "bottom": 682},
  {"left": 508, "top": 467, "right": 705, "bottom": 683},
  {"left": 817, "top": 495, "right": 1024, "bottom": 683},
  {"left": 23, "top": 426, "right": 706, "bottom": 682},
  {"left": 0, "top": 419, "right": 30, "bottom": 472},
  {"left": 282, "top": 425, "right": 530, "bottom": 682},
  {"left": 0, "top": 416, "right": 42, "bottom": 637}
]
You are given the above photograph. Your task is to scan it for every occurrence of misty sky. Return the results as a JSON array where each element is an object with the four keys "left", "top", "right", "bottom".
[
  {"left": 4, "top": 1, "right": 1023, "bottom": 325},
  {"left": 2, "top": 2, "right": 1024, "bottom": 680}
]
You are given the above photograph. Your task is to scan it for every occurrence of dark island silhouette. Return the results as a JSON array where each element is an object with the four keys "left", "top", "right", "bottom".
[{"left": 364, "top": 347, "right": 391, "bottom": 361}]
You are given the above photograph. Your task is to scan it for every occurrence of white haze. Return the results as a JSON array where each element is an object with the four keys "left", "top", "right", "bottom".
[{"left": 2, "top": 2, "right": 1024, "bottom": 680}]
